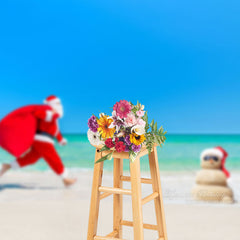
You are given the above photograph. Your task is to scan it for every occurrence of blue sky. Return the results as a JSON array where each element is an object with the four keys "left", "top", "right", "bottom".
[{"left": 0, "top": 0, "right": 239, "bottom": 134}]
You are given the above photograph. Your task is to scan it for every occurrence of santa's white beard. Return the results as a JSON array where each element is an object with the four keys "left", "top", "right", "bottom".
[{"left": 50, "top": 104, "right": 64, "bottom": 118}]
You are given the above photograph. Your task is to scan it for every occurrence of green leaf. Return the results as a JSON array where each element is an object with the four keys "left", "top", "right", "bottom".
[
  {"left": 154, "top": 122, "right": 157, "bottom": 132},
  {"left": 99, "top": 146, "right": 110, "bottom": 152},
  {"left": 129, "top": 151, "right": 138, "bottom": 162},
  {"left": 150, "top": 120, "right": 154, "bottom": 129},
  {"left": 156, "top": 136, "right": 162, "bottom": 146},
  {"left": 158, "top": 126, "right": 163, "bottom": 133},
  {"left": 95, "top": 152, "right": 113, "bottom": 163},
  {"left": 143, "top": 111, "right": 148, "bottom": 122}
]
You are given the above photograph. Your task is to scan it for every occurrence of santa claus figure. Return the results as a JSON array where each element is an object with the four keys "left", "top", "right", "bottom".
[{"left": 0, "top": 95, "right": 77, "bottom": 186}]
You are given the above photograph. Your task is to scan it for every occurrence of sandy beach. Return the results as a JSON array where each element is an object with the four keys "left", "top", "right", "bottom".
[{"left": 0, "top": 170, "right": 240, "bottom": 240}]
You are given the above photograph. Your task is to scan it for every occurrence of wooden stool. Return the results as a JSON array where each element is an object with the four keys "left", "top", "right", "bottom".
[{"left": 87, "top": 145, "right": 168, "bottom": 240}]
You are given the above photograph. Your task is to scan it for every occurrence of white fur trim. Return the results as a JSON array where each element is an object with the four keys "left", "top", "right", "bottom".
[
  {"left": 50, "top": 104, "right": 63, "bottom": 118},
  {"left": 200, "top": 148, "right": 223, "bottom": 159},
  {"left": 44, "top": 98, "right": 60, "bottom": 104},
  {"left": 60, "top": 169, "right": 68, "bottom": 179},
  {"left": 11, "top": 160, "right": 20, "bottom": 169},
  {"left": 59, "top": 138, "right": 67, "bottom": 146},
  {"left": 45, "top": 110, "right": 53, "bottom": 122},
  {"left": 34, "top": 134, "right": 54, "bottom": 144}
]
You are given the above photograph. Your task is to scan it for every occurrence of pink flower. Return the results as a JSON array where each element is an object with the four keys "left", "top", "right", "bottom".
[
  {"left": 113, "top": 100, "right": 131, "bottom": 119},
  {"left": 137, "top": 118, "right": 146, "bottom": 127},
  {"left": 136, "top": 110, "right": 145, "bottom": 117},
  {"left": 125, "top": 112, "right": 137, "bottom": 127}
]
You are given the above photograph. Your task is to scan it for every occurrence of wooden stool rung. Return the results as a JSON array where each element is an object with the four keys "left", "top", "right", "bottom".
[
  {"left": 120, "top": 220, "right": 158, "bottom": 231},
  {"left": 142, "top": 192, "right": 159, "bottom": 205},
  {"left": 120, "top": 176, "right": 152, "bottom": 184},
  {"left": 94, "top": 236, "right": 126, "bottom": 240},
  {"left": 99, "top": 186, "right": 131, "bottom": 195},
  {"left": 105, "top": 230, "right": 118, "bottom": 237},
  {"left": 100, "top": 192, "right": 112, "bottom": 200},
  {"left": 158, "top": 238, "right": 165, "bottom": 240}
]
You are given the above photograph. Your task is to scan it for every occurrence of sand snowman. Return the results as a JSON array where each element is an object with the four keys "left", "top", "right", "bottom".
[{"left": 192, "top": 147, "right": 234, "bottom": 203}]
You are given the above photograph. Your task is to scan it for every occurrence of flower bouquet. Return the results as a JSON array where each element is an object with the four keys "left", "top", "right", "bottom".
[{"left": 87, "top": 100, "right": 166, "bottom": 163}]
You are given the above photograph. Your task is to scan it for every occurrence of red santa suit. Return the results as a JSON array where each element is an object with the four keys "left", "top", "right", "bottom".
[{"left": 10, "top": 96, "right": 68, "bottom": 179}]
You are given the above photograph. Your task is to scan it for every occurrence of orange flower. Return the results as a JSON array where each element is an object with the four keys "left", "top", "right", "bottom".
[{"left": 97, "top": 115, "right": 115, "bottom": 139}]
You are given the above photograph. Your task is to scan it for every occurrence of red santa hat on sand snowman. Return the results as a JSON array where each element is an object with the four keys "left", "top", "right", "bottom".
[
  {"left": 201, "top": 146, "right": 230, "bottom": 178},
  {"left": 44, "top": 95, "right": 64, "bottom": 118}
]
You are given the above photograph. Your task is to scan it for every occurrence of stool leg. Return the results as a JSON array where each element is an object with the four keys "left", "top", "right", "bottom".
[
  {"left": 87, "top": 150, "right": 104, "bottom": 240},
  {"left": 113, "top": 158, "right": 123, "bottom": 238},
  {"left": 149, "top": 147, "right": 168, "bottom": 240},
  {"left": 129, "top": 157, "right": 144, "bottom": 240}
]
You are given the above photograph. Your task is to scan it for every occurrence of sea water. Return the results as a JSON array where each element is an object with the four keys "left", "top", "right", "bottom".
[{"left": 0, "top": 134, "right": 239, "bottom": 172}]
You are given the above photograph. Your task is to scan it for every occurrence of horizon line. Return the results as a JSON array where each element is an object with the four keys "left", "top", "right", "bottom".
[{"left": 62, "top": 132, "right": 240, "bottom": 135}]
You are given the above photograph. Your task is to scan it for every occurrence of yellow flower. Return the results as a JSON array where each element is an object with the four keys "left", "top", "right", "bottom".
[
  {"left": 130, "top": 133, "right": 146, "bottom": 146},
  {"left": 97, "top": 115, "right": 115, "bottom": 139}
]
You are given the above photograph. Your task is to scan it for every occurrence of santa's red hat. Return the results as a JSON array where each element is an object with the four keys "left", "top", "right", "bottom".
[
  {"left": 44, "top": 95, "right": 61, "bottom": 105},
  {"left": 215, "top": 146, "right": 230, "bottom": 178},
  {"left": 43, "top": 95, "right": 63, "bottom": 117},
  {"left": 201, "top": 146, "right": 230, "bottom": 178}
]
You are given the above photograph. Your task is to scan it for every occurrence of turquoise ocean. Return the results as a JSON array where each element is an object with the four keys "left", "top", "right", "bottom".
[{"left": 0, "top": 134, "right": 239, "bottom": 172}]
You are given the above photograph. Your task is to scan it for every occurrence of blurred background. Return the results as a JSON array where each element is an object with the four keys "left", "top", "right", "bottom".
[
  {"left": 0, "top": 0, "right": 239, "bottom": 172},
  {"left": 1, "top": 2, "right": 240, "bottom": 240}
]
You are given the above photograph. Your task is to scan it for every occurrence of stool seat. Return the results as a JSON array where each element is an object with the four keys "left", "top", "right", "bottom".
[{"left": 87, "top": 145, "right": 168, "bottom": 240}]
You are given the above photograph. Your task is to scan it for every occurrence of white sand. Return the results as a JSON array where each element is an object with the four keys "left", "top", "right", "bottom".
[{"left": 0, "top": 170, "right": 240, "bottom": 240}]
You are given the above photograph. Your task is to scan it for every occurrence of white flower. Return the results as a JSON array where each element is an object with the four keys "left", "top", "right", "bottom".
[
  {"left": 109, "top": 110, "right": 124, "bottom": 132},
  {"left": 136, "top": 110, "right": 145, "bottom": 117},
  {"left": 131, "top": 125, "right": 145, "bottom": 135},
  {"left": 99, "top": 112, "right": 105, "bottom": 118},
  {"left": 108, "top": 122, "right": 115, "bottom": 129},
  {"left": 112, "top": 110, "right": 117, "bottom": 117},
  {"left": 137, "top": 118, "right": 146, "bottom": 127},
  {"left": 87, "top": 129, "right": 102, "bottom": 146},
  {"left": 116, "top": 131, "right": 125, "bottom": 137}
]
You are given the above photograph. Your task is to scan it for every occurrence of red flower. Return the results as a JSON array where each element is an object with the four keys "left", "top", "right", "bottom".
[
  {"left": 115, "top": 141, "right": 125, "bottom": 152},
  {"left": 105, "top": 138, "right": 115, "bottom": 148}
]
